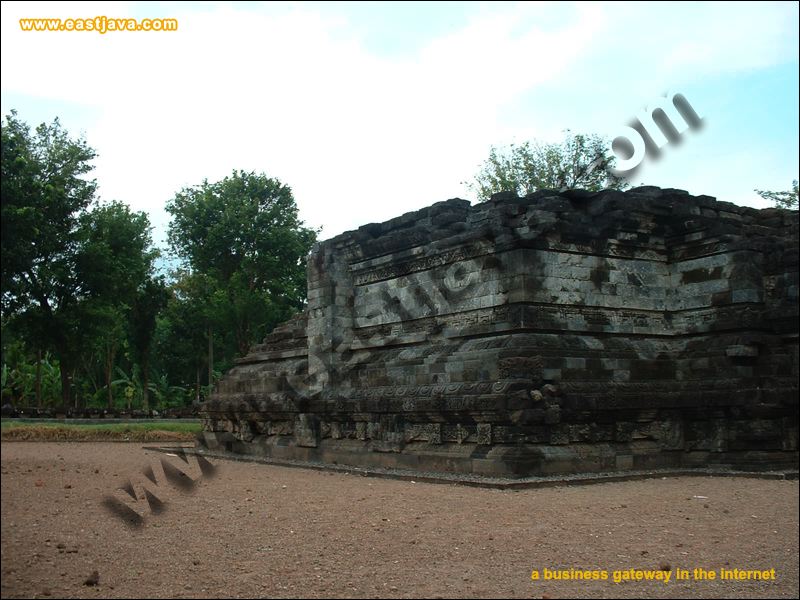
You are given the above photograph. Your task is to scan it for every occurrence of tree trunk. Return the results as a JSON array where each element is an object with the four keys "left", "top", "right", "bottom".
[
  {"left": 237, "top": 319, "right": 250, "bottom": 357},
  {"left": 59, "top": 356, "right": 71, "bottom": 408},
  {"left": 72, "top": 368, "right": 80, "bottom": 409},
  {"left": 105, "top": 363, "right": 113, "bottom": 408},
  {"left": 195, "top": 363, "right": 201, "bottom": 403},
  {"left": 141, "top": 352, "right": 150, "bottom": 411},
  {"left": 207, "top": 325, "right": 214, "bottom": 389},
  {"left": 35, "top": 349, "right": 42, "bottom": 408},
  {"left": 105, "top": 342, "right": 116, "bottom": 409}
]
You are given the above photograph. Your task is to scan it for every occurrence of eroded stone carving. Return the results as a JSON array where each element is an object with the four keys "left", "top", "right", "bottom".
[{"left": 198, "top": 187, "right": 799, "bottom": 476}]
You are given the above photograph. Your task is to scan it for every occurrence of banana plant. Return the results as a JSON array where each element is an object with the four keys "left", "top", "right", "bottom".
[{"left": 149, "top": 372, "right": 187, "bottom": 408}]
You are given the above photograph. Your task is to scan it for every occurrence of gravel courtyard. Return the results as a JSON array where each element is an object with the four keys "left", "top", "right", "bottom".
[{"left": 1, "top": 442, "right": 797, "bottom": 599}]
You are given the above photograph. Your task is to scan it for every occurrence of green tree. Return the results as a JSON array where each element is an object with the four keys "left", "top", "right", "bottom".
[
  {"left": 1, "top": 338, "right": 61, "bottom": 406},
  {"left": 90, "top": 304, "right": 127, "bottom": 408},
  {"left": 2, "top": 111, "right": 98, "bottom": 404},
  {"left": 755, "top": 180, "right": 798, "bottom": 209},
  {"left": 1, "top": 111, "right": 98, "bottom": 314},
  {"left": 79, "top": 200, "right": 159, "bottom": 408},
  {"left": 1, "top": 112, "right": 158, "bottom": 407},
  {"left": 166, "top": 170, "right": 317, "bottom": 371},
  {"left": 129, "top": 276, "right": 169, "bottom": 410},
  {"left": 152, "top": 272, "right": 214, "bottom": 403},
  {"left": 467, "top": 130, "right": 629, "bottom": 201}
]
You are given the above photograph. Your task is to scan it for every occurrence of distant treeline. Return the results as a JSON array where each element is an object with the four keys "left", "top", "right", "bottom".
[{"left": 1, "top": 110, "right": 317, "bottom": 410}]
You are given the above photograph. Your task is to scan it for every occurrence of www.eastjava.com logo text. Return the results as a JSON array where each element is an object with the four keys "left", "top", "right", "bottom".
[{"left": 101, "top": 449, "right": 217, "bottom": 529}]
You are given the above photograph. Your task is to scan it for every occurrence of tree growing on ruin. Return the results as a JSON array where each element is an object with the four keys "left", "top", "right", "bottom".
[
  {"left": 467, "top": 130, "right": 629, "bottom": 201},
  {"left": 755, "top": 179, "right": 798, "bottom": 209}
]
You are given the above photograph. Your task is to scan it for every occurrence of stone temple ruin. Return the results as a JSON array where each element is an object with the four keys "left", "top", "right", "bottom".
[{"left": 198, "top": 186, "right": 799, "bottom": 477}]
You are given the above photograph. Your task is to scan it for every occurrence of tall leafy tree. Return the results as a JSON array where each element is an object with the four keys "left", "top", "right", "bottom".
[
  {"left": 80, "top": 201, "right": 159, "bottom": 408},
  {"left": 2, "top": 112, "right": 158, "bottom": 406},
  {"left": 166, "top": 170, "right": 317, "bottom": 366},
  {"left": 467, "top": 130, "right": 629, "bottom": 201},
  {"left": 2, "top": 111, "right": 98, "bottom": 405},
  {"left": 153, "top": 273, "right": 215, "bottom": 402},
  {"left": 129, "top": 276, "right": 169, "bottom": 410},
  {"left": 1, "top": 111, "right": 98, "bottom": 314}
]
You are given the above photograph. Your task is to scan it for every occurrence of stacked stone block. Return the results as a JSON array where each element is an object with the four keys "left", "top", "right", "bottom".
[{"left": 199, "top": 187, "right": 798, "bottom": 476}]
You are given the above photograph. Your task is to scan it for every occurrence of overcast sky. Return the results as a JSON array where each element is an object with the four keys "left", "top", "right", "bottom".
[{"left": 2, "top": 1, "right": 798, "bottom": 248}]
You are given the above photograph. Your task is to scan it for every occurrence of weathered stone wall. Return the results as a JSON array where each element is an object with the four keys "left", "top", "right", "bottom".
[{"left": 199, "top": 187, "right": 799, "bottom": 476}]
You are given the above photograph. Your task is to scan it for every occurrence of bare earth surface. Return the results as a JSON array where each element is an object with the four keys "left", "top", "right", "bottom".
[{"left": 1, "top": 442, "right": 797, "bottom": 599}]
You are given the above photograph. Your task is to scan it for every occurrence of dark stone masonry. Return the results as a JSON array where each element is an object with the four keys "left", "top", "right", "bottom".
[{"left": 198, "top": 186, "right": 799, "bottom": 477}]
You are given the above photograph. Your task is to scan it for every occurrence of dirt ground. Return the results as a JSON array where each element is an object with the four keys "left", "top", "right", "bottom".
[{"left": 1, "top": 442, "right": 797, "bottom": 599}]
